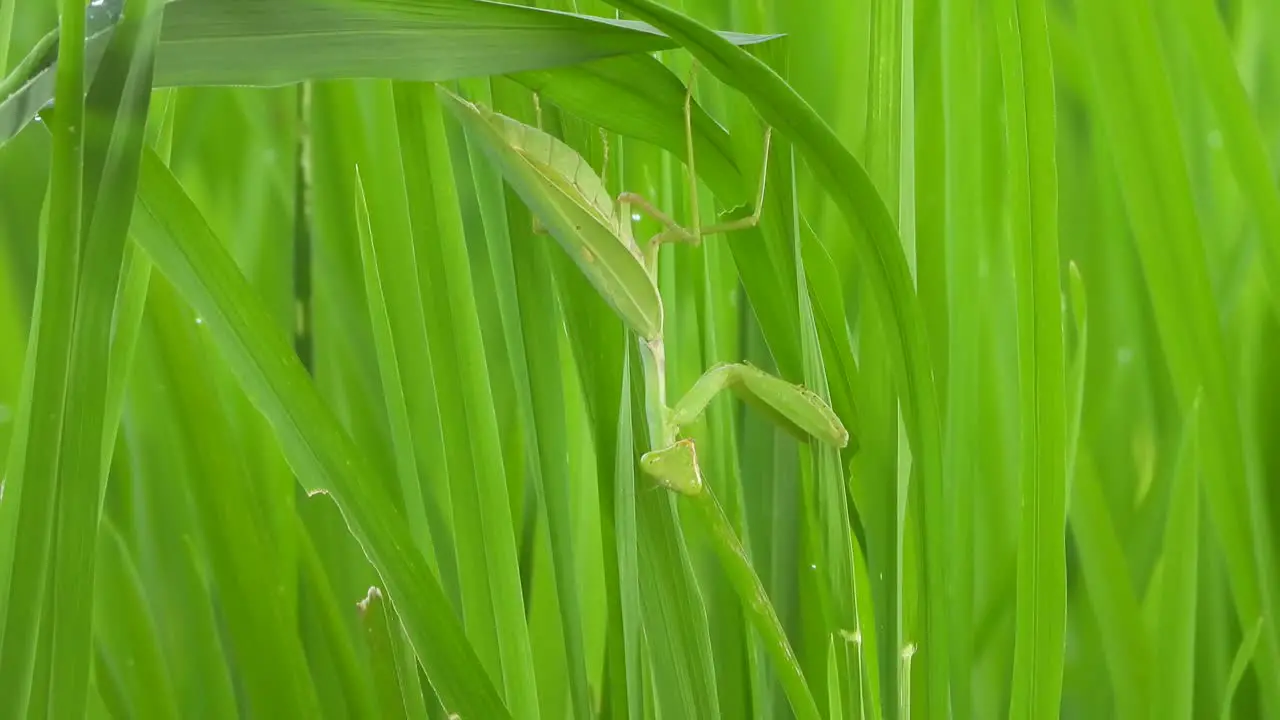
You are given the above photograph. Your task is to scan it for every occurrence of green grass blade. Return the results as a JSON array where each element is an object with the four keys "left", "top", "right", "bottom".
[
  {"left": 990, "top": 0, "right": 1069, "bottom": 716},
  {"left": 0, "top": 0, "right": 87, "bottom": 709},
  {"left": 360, "top": 587, "right": 411, "bottom": 720},
  {"left": 1220, "top": 618, "right": 1265, "bottom": 720},
  {"left": 0, "top": 0, "right": 777, "bottom": 148},
  {"left": 1173, "top": 0, "right": 1280, "bottom": 315},
  {"left": 395, "top": 83, "right": 540, "bottom": 716},
  {"left": 153, "top": 0, "right": 777, "bottom": 87},
  {"left": 351, "top": 166, "right": 437, "bottom": 570},
  {"left": 129, "top": 147, "right": 512, "bottom": 719},
  {"left": 940, "top": 0, "right": 980, "bottom": 713},
  {"left": 48, "top": 0, "right": 163, "bottom": 711},
  {"left": 146, "top": 275, "right": 324, "bottom": 717},
  {"left": 92, "top": 517, "right": 179, "bottom": 720},
  {"left": 1076, "top": 0, "right": 1280, "bottom": 709},
  {"left": 683, "top": 486, "right": 821, "bottom": 720},
  {"left": 612, "top": 348, "right": 644, "bottom": 720},
  {"left": 1152, "top": 398, "right": 1201, "bottom": 720}
]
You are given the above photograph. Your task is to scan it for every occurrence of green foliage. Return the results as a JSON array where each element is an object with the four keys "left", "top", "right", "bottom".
[{"left": 1, "top": 0, "right": 1279, "bottom": 718}]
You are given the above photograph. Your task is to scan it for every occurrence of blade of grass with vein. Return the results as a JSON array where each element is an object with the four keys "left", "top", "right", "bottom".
[
  {"left": 117, "top": 323, "right": 240, "bottom": 720},
  {"left": 459, "top": 76, "right": 591, "bottom": 720},
  {"left": 394, "top": 83, "right": 540, "bottom": 716},
  {"left": 295, "top": 512, "right": 379, "bottom": 719},
  {"left": 130, "top": 147, "right": 511, "bottom": 719},
  {"left": 352, "top": 160, "right": 437, "bottom": 574},
  {"left": 359, "top": 586, "right": 429, "bottom": 720},
  {"left": 146, "top": 275, "right": 323, "bottom": 717},
  {"left": 361, "top": 587, "right": 413, "bottom": 720},
  {"left": 1076, "top": 0, "right": 1280, "bottom": 710},
  {"left": 1153, "top": 398, "right": 1201, "bottom": 720},
  {"left": 592, "top": 2, "right": 948, "bottom": 713},
  {"left": 1221, "top": 618, "right": 1265, "bottom": 720},
  {"left": 1069, "top": 449, "right": 1151, "bottom": 717},
  {"left": 48, "top": 0, "right": 163, "bottom": 710},
  {"left": 1173, "top": 0, "right": 1280, "bottom": 314},
  {"left": 508, "top": 171, "right": 593, "bottom": 720},
  {"left": 941, "top": 0, "right": 980, "bottom": 714},
  {"left": 91, "top": 517, "right": 179, "bottom": 720},
  {"left": 991, "top": 0, "right": 1068, "bottom": 716},
  {"left": 0, "top": 0, "right": 777, "bottom": 147},
  {"left": 0, "top": 0, "right": 86, "bottom": 708},
  {"left": 613, "top": 349, "right": 644, "bottom": 720},
  {"left": 863, "top": 0, "right": 905, "bottom": 712},
  {"left": 681, "top": 483, "right": 821, "bottom": 720}
]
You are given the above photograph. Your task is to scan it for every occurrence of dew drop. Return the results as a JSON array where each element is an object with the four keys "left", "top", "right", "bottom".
[
  {"left": 195, "top": 317, "right": 204, "bottom": 325},
  {"left": 631, "top": 213, "right": 642, "bottom": 222}
]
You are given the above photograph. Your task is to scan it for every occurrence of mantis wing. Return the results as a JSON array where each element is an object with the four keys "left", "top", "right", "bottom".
[{"left": 438, "top": 85, "right": 663, "bottom": 341}]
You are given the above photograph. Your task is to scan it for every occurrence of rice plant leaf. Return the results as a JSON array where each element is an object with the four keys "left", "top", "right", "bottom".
[
  {"left": 1068, "top": 449, "right": 1151, "bottom": 718},
  {"left": 669, "top": 362, "right": 849, "bottom": 448},
  {"left": 1220, "top": 618, "right": 1265, "bottom": 720},
  {"left": 358, "top": 586, "right": 428, "bottom": 720},
  {"left": 92, "top": 518, "right": 179, "bottom": 720},
  {"left": 146, "top": 275, "right": 324, "bottom": 718},
  {"left": 0, "top": 0, "right": 118, "bottom": 145},
  {"left": 129, "top": 147, "right": 512, "bottom": 720},
  {"left": 397, "top": 83, "right": 541, "bottom": 716},
  {"left": 590, "top": 1, "right": 947, "bottom": 710},
  {"left": 360, "top": 587, "right": 409, "bottom": 720},
  {"left": 0, "top": 0, "right": 777, "bottom": 148},
  {"left": 1173, "top": 0, "right": 1280, "bottom": 315},
  {"left": 612, "top": 349, "right": 645, "bottom": 720},
  {"left": 352, "top": 166, "right": 437, "bottom": 572},
  {"left": 990, "top": 0, "right": 1069, "bottom": 716},
  {"left": 1153, "top": 396, "right": 1201, "bottom": 720},
  {"left": 1076, "top": 0, "right": 1280, "bottom": 707},
  {"left": 46, "top": 0, "right": 164, "bottom": 712},
  {"left": 154, "top": 0, "right": 777, "bottom": 87},
  {"left": 0, "top": 0, "right": 92, "bottom": 710},
  {"left": 665, "top": 474, "right": 822, "bottom": 720},
  {"left": 295, "top": 513, "right": 379, "bottom": 719},
  {"left": 439, "top": 85, "right": 662, "bottom": 341}
]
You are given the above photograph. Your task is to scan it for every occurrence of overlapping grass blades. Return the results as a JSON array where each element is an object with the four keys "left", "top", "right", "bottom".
[{"left": 0, "top": 0, "right": 1278, "bottom": 717}]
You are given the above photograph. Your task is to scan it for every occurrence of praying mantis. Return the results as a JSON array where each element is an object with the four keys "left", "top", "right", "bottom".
[{"left": 437, "top": 70, "right": 846, "bottom": 720}]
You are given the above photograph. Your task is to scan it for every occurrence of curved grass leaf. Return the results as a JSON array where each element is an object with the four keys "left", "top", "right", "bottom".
[
  {"left": 1221, "top": 618, "right": 1265, "bottom": 720},
  {"left": 0, "top": 0, "right": 778, "bottom": 148},
  {"left": 130, "top": 148, "right": 511, "bottom": 720}
]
